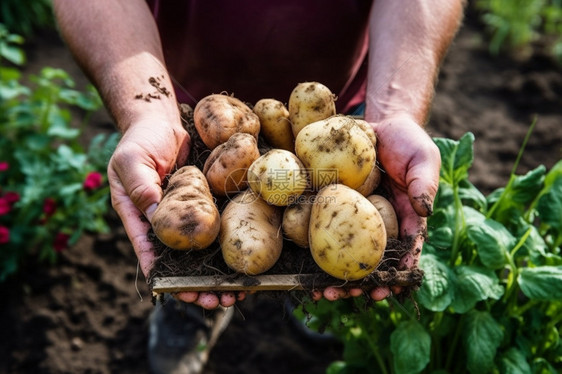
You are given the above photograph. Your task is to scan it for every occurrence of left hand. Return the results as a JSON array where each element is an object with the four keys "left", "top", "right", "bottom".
[{"left": 313, "top": 114, "right": 441, "bottom": 301}]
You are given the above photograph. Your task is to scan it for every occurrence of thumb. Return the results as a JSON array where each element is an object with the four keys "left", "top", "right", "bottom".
[{"left": 406, "top": 144, "right": 441, "bottom": 217}]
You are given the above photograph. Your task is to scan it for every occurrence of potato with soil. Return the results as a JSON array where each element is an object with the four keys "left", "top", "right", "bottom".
[
  {"left": 247, "top": 149, "right": 309, "bottom": 206},
  {"left": 282, "top": 192, "right": 315, "bottom": 248},
  {"left": 355, "top": 163, "right": 382, "bottom": 197},
  {"left": 288, "top": 81, "right": 336, "bottom": 137},
  {"left": 151, "top": 166, "right": 220, "bottom": 250},
  {"left": 220, "top": 189, "right": 283, "bottom": 275},
  {"left": 367, "top": 194, "right": 399, "bottom": 239},
  {"left": 193, "top": 94, "right": 260, "bottom": 150},
  {"left": 202, "top": 132, "right": 260, "bottom": 196},
  {"left": 309, "top": 184, "right": 387, "bottom": 281},
  {"left": 295, "top": 115, "right": 376, "bottom": 190},
  {"left": 253, "top": 98, "right": 294, "bottom": 151}
]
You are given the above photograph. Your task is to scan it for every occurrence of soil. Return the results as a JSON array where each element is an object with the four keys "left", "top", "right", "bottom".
[{"left": 1, "top": 11, "right": 561, "bottom": 374}]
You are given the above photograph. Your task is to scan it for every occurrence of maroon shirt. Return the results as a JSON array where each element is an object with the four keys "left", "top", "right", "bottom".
[{"left": 147, "top": 0, "right": 373, "bottom": 113}]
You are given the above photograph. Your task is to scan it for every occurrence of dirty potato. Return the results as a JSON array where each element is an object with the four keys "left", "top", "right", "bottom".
[
  {"left": 253, "top": 98, "right": 294, "bottom": 151},
  {"left": 193, "top": 94, "right": 260, "bottom": 149},
  {"left": 367, "top": 194, "right": 399, "bottom": 239},
  {"left": 220, "top": 189, "right": 283, "bottom": 275},
  {"left": 309, "top": 184, "right": 387, "bottom": 281},
  {"left": 203, "top": 132, "right": 260, "bottom": 196},
  {"left": 151, "top": 166, "right": 220, "bottom": 250},
  {"left": 288, "top": 82, "right": 336, "bottom": 137},
  {"left": 282, "top": 192, "right": 315, "bottom": 248}
]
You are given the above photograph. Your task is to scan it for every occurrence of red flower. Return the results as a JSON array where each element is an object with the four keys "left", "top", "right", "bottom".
[
  {"left": 0, "top": 162, "right": 9, "bottom": 171},
  {"left": 83, "top": 172, "right": 103, "bottom": 191},
  {"left": 53, "top": 233, "right": 70, "bottom": 252},
  {"left": 0, "top": 198, "right": 11, "bottom": 216},
  {"left": 0, "top": 226, "right": 9, "bottom": 244},
  {"left": 3, "top": 192, "right": 20, "bottom": 204},
  {"left": 43, "top": 198, "right": 57, "bottom": 217}
]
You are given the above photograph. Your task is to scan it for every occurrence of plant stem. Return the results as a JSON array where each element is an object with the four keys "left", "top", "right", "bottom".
[
  {"left": 450, "top": 183, "right": 465, "bottom": 266},
  {"left": 445, "top": 314, "right": 464, "bottom": 372}
]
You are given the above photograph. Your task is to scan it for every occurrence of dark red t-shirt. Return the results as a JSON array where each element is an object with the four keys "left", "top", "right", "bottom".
[{"left": 147, "top": 0, "right": 372, "bottom": 113}]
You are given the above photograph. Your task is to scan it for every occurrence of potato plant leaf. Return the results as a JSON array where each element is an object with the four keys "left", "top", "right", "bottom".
[
  {"left": 390, "top": 320, "right": 431, "bottom": 374},
  {"left": 434, "top": 132, "right": 475, "bottom": 186},
  {"left": 518, "top": 266, "right": 562, "bottom": 300},
  {"left": 463, "top": 310, "right": 504, "bottom": 374},
  {"left": 451, "top": 265, "right": 504, "bottom": 313},
  {"left": 417, "top": 254, "right": 453, "bottom": 311},
  {"left": 499, "top": 347, "right": 532, "bottom": 374},
  {"left": 467, "top": 219, "right": 514, "bottom": 269}
]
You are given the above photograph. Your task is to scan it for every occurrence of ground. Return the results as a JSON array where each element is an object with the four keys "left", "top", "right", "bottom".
[{"left": 1, "top": 13, "right": 561, "bottom": 374}]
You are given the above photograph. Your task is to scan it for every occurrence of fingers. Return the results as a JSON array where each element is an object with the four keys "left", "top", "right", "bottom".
[
  {"left": 175, "top": 291, "right": 246, "bottom": 309},
  {"left": 405, "top": 141, "right": 440, "bottom": 217}
]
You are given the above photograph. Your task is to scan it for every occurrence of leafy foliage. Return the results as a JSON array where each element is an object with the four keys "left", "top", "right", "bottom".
[
  {"left": 0, "top": 26, "right": 119, "bottom": 281},
  {"left": 0, "top": 0, "right": 54, "bottom": 37},
  {"left": 296, "top": 128, "right": 562, "bottom": 373}
]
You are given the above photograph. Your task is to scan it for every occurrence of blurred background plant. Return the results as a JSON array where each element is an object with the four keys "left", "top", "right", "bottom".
[
  {"left": 0, "top": 24, "right": 119, "bottom": 282},
  {"left": 0, "top": 0, "right": 54, "bottom": 38}
]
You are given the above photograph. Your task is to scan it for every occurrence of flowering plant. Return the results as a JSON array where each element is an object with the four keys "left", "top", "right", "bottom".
[{"left": 0, "top": 25, "right": 119, "bottom": 281}]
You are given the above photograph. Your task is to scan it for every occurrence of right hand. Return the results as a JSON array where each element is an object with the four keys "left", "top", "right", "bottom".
[{"left": 107, "top": 118, "right": 242, "bottom": 309}]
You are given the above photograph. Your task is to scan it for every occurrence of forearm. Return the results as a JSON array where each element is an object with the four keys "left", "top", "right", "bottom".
[
  {"left": 365, "top": 0, "right": 465, "bottom": 125},
  {"left": 53, "top": 0, "right": 182, "bottom": 132}
]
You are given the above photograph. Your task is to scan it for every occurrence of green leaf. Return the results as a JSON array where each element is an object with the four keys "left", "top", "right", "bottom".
[
  {"left": 451, "top": 265, "right": 504, "bottom": 313},
  {"left": 458, "top": 179, "right": 488, "bottom": 212},
  {"left": 499, "top": 347, "right": 532, "bottom": 374},
  {"left": 390, "top": 320, "right": 431, "bottom": 374},
  {"left": 536, "top": 177, "right": 562, "bottom": 231},
  {"left": 467, "top": 219, "right": 514, "bottom": 269},
  {"left": 518, "top": 266, "right": 562, "bottom": 300},
  {"left": 434, "top": 133, "right": 475, "bottom": 186},
  {"left": 417, "top": 254, "right": 453, "bottom": 311},
  {"left": 0, "top": 42, "right": 26, "bottom": 65},
  {"left": 463, "top": 310, "right": 504, "bottom": 374},
  {"left": 509, "top": 166, "right": 546, "bottom": 205}
]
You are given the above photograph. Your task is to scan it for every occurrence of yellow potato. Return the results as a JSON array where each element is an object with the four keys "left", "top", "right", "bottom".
[
  {"left": 193, "top": 94, "right": 260, "bottom": 149},
  {"left": 151, "top": 166, "right": 220, "bottom": 250},
  {"left": 220, "top": 190, "right": 283, "bottom": 275},
  {"left": 282, "top": 193, "right": 315, "bottom": 248},
  {"left": 295, "top": 115, "right": 376, "bottom": 190},
  {"left": 353, "top": 118, "right": 377, "bottom": 146},
  {"left": 253, "top": 98, "right": 294, "bottom": 151},
  {"left": 288, "top": 82, "right": 336, "bottom": 137},
  {"left": 247, "top": 149, "right": 309, "bottom": 206},
  {"left": 367, "top": 194, "right": 399, "bottom": 239},
  {"left": 202, "top": 132, "right": 260, "bottom": 196},
  {"left": 309, "top": 184, "right": 387, "bottom": 281},
  {"left": 355, "top": 163, "right": 382, "bottom": 197}
]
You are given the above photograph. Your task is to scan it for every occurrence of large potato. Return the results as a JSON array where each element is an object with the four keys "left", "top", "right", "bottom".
[
  {"left": 151, "top": 166, "right": 220, "bottom": 250},
  {"left": 193, "top": 94, "right": 260, "bottom": 149},
  {"left": 288, "top": 82, "right": 336, "bottom": 137},
  {"left": 282, "top": 192, "right": 315, "bottom": 248},
  {"left": 355, "top": 163, "right": 382, "bottom": 197},
  {"left": 367, "top": 194, "right": 399, "bottom": 239},
  {"left": 247, "top": 149, "right": 309, "bottom": 206},
  {"left": 253, "top": 98, "right": 294, "bottom": 151},
  {"left": 202, "top": 132, "right": 260, "bottom": 196},
  {"left": 295, "top": 115, "right": 376, "bottom": 190},
  {"left": 220, "top": 190, "right": 283, "bottom": 275},
  {"left": 309, "top": 184, "right": 387, "bottom": 281}
]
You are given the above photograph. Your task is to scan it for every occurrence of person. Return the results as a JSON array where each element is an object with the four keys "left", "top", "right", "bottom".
[{"left": 53, "top": 0, "right": 464, "bottom": 371}]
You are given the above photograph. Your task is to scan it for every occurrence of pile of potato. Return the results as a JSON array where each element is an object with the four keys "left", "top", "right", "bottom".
[{"left": 151, "top": 82, "right": 399, "bottom": 281}]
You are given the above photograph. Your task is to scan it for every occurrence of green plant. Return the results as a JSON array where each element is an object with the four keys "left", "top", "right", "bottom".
[
  {"left": 0, "top": 26, "right": 119, "bottom": 281},
  {"left": 296, "top": 124, "right": 562, "bottom": 373},
  {"left": 0, "top": 0, "right": 54, "bottom": 37},
  {"left": 476, "top": 0, "right": 562, "bottom": 62}
]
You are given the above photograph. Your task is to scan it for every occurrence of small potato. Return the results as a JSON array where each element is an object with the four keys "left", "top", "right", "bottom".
[
  {"left": 253, "top": 98, "right": 294, "bottom": 151},
  {"left": 282, "top": 193, "right": 315, "bottom": 247},
  {"left": 247, "top": 149, "right": 309, "bottom": 206},
  {"left": 151, "top": 166, "right": 220, "bottom": 250},
  {"left": 220, "top": 190, "right": 283, "bottom": 275},
  {"left": 288, "top": 82, "right": 336, "bottom": 137},
  {"left": 193, "top": 94, "right": 260, "bottom": 149},
  {"left": 295, "top": 115, "right": 376, "bottom": 190},
  {"left": 309, "top": 184, "right": 387, "bottom": 281},
  {"left": 367, "top": 195, "right": 399, "bottom": 239},
  {"left": 203, "top": 133, "right": 260, "bottom": 196},
  {"left": 353, "top": 118, "right": 377, "bottom": 147},
  {"left": 355, "top": 163, "right": 382, "bottom": 197}
]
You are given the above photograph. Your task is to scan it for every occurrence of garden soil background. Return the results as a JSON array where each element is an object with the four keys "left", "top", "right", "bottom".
[{"left": 1, "top": 11, "right": 561, "bottom": 374}]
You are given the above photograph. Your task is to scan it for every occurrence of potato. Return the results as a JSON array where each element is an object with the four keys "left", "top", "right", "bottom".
[
  {"left": 355, "top": 163, "right": 382, "bottom": 197},
  {"left": 151, "top": 166, "right": 220, "bottom": 250},
  {"left": 353, "top": 118, "right": 377, "bottom": 146},
  {"left": 282, "top": 192, "right": 315, "bottom": 248},
  {"left": 288, "top": 82, "right": 336, "bottom": 137},
  {"left": 220, "top": 189, "right": 283, "bottom": 275},
  {"left": 202, "top": 132, "right": 260, "bottom": 196},
  {"left": 247, "top": 149, "right": 309, "bottom": 206},
  {"left": 367, "top": 194, "right": 399, "bottom": 239},
  {"left": 309, "top": 184, "right": 387, "bottom": 281},
  {"left": 253, "top": 98, "right": 294, "bottom": 151},
  {"left": 193, "top": 94, "right": 260, "bottom": 149},
  {"left": 295, "top": 115, "right": 376, "bottom": 190}
]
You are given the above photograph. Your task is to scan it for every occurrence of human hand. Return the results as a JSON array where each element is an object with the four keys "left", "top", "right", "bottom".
[
  {"left": 312, "top": 114, "right": 440, "bottom": 302},
  {"left": 107, "top": 117, "right": 243, "bottom": 309}
]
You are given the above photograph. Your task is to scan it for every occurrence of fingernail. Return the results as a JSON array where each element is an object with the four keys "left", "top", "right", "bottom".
[{"left": 145, "top": 203, "right": 158, "bottom": 222}]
